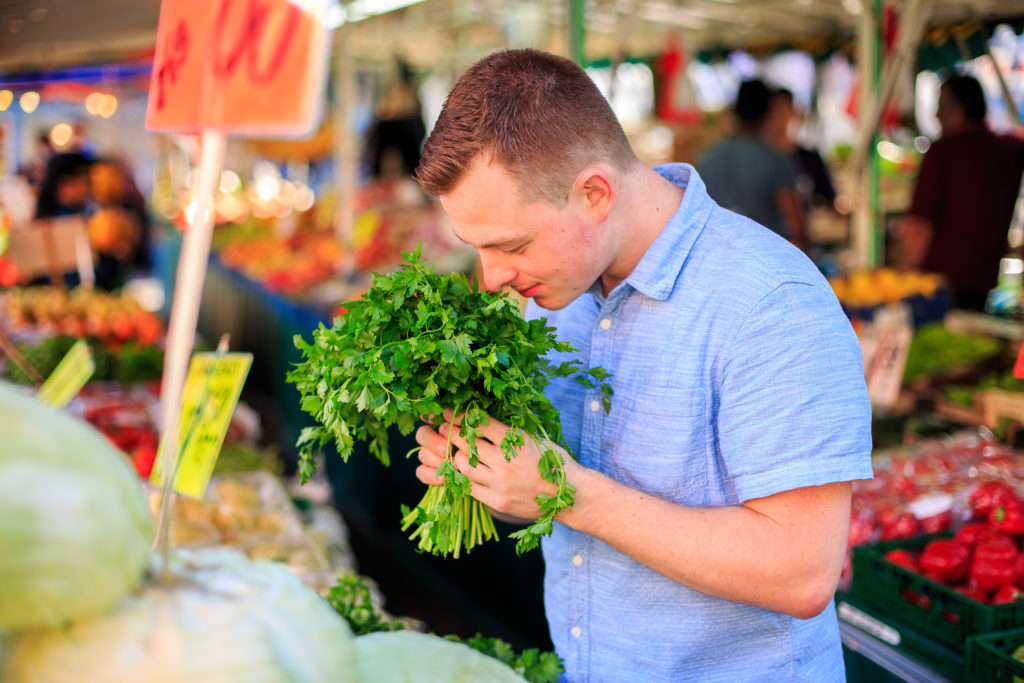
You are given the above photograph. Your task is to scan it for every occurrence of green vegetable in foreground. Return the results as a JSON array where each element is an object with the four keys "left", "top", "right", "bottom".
[
  {"left": 326, "top": 573, "right": 563, "bottom": 683},
  {"left": 289, "top": 246, "right": 611, "bottom": 556}
]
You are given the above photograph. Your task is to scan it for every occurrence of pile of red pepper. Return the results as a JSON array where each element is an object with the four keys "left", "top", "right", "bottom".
[
  {"left": 842, "top": 433, "right": 1024, "bottom": 590},
  {"left": 884, "top": 481, "right": 1024, "bottom": 605}
]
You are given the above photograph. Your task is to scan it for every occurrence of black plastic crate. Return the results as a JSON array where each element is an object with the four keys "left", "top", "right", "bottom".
[{"left": 852, "top": 536, "right": 1024, "bottom": 653}]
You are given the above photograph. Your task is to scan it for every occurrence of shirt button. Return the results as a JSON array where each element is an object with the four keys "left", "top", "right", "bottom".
[
  {"left": 571, "top": 626, "right": 582, "bottom": 638},
  {"left": 573, "top": 554, "right": 583, "bottom": 566},
  {"left": 599, "top": 317, "right": 612, "bottom": 330},
  {"left": 589, "top": 400, "right": 600, "bottom": 412}
]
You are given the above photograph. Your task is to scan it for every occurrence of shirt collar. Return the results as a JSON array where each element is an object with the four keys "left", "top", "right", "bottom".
[{"left": 617, "top": 163, "right": 714, "bottom": 301}]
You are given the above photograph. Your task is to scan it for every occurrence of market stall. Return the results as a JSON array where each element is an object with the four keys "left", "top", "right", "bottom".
[{"left": 4, "top": 0, "right": 1024, "bottom": 680}]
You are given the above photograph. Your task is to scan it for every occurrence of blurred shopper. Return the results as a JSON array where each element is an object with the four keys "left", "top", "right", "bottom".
[
  {"left": 896, "top": 74, "right": 1024, "bottom": 311},
  {"left": 34, "top": 152, "right": 92, "bottom": 219},
  {"left": 18, "top": 133, "right": 55, "bottom": 191},
  {"left": 764, "top": 87, "right": 837, "bottom": 215},
  {"left": 30, "top": 152, "right": 93, "bottom": 288},
  {"left": 366, "top": 59, "right": 427, "bottom": 181},
  {"left": 698, "top": 79, "right": 807, "bottom": 250},
  {"left": 413, "top": 49, "right": 871, "bottom": 682},
  {"left": 88, "top": 160, "right": 147, "bottom": 290}
]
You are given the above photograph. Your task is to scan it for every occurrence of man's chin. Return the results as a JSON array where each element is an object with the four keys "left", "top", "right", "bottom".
[{"left": 530, "top": 293, "right": 568, "bottom": 311}]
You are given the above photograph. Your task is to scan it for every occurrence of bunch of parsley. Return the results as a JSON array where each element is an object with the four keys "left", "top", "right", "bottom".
[{"left": 289, "top": 247, "right": 611, "bottom": 557}]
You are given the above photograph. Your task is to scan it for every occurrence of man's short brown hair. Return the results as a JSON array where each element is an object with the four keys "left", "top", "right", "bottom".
[{"left": 415, "top": 49, "right": 637, "bottom": 205}]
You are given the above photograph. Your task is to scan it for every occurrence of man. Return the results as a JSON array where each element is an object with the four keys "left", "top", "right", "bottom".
[
  {"left": 763, "top": 87, "right": 838, "bottom": 217},
  {"left": 897, "top": 74, "right": 1024, "bottom": 311},
  {"left": 698, "top": 79, "right": 808, "bottom": 251},
  {"left": 413, "top": 49, "right": 872, "bottom": 681}
]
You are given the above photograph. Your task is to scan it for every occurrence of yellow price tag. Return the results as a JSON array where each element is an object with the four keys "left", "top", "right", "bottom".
[
  {"left": 36, "top": 339, "right": 94, "bottom": 407},
  {"left": 150, "top": 352, "right": 252, "bottom": 499}
]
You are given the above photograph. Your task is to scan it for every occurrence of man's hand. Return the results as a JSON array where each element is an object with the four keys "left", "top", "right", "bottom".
[{"left": 414, "top": 413, "right": 567, "bottom": 522}]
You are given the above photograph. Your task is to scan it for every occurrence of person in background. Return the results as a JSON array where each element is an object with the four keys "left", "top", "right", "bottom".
[
  {"left": 18, "top": 133, "right": 54, "bottom": 191},
  {"left": 764, "top": 87, "right": 838, "bottom": 216},
  {"left": 412, "top": 49, "right": 872, "bottom": 681},
  {"left": 896, "top": 74, "right": 1024, "bottom": 311},
  {"left": 698, "top": 79, "right": 807, "bottom": 250},
  {"left": 34, "top": 152, "right": 92, "bottom": 220},
  {"left": 88, "top": 159, "right": 147, "bottom": 290},
  {"left": 366, "top": 58, "right": 427, "bottom": 181}
]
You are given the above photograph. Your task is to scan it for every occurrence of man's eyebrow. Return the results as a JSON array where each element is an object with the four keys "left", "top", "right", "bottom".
[
  {"left": 450, "top": 229, "right": 521, "bottom": 250},
  {"left": 477, "top": 237, "right": 522, "bottom": 250}
]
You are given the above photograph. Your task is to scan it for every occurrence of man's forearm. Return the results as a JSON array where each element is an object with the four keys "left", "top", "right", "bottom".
[{"left": 556, "top": 465, "right": 850, "bottom": 619}]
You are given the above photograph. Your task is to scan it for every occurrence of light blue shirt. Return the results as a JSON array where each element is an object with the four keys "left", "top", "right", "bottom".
[{"left": 527, "top": 164, "right": 873, "bottom": 683}]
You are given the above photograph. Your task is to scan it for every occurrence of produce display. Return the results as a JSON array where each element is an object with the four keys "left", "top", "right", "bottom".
[
  {"left": 146, "top": 471, "right": 344, "bottom": 591},
  {"left": 902, "top": 322, "right": 1004, "bottom": 386},
  {"left": 2, "top": 548, "right": 359, "bottom": 683},
  {"left": 2, "top": 334, "right": 163, "bottom": 387},
  {"left": 218, "top": 231, "right": 344, "bottom": 295},
  {"left": 65, "top": 382, "right": 262, "bottom": 480},
  {"left": 881, "top": 493, "right": 1024, "bottom": 605},
  {"left": 945, "top": 370, "right": 1024, "bottom": 409},
  {"left": 291, "top": 248, "right": 612, "bottom": 557},
  {"left": 75, "top": 382, "right": 162, "bottom": 477},
  {"left": 0, "top": 383, "right": 153, "bottom": 631},
  {"left": 844, "top": 432, "right": 1024, "bottom": 589},
  {"left": 0, "top": 287, "right": 163, "bottom": 347},
  {"left": 829, "top": 268, "right": 944, "bottom": 309}
]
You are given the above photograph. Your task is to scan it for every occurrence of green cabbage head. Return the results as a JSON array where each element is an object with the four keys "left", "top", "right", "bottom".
[
  {"left": 0, "top": 383, "right": 154, "bottom": 630},
  {"left": 3, "top": 548, "right": 358, "bottom": 682},
  {"left": 354, "top": 630, "right": 526, "bottom": 682}
]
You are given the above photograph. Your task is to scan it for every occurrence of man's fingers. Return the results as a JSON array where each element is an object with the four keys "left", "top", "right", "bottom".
[
  {"left": 475, "top": 414, "right": 512, "bottom": 444},
  {"left": 415, "top": 464, "right": 443, "bottom": 486},
  {"left": 451, "top": 448, "right": 494, "bottom": 485}
]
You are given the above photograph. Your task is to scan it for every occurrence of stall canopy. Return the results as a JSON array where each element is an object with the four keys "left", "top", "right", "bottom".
[{"left": 1, "top": 0, "right": 1024, "bottom": 74}]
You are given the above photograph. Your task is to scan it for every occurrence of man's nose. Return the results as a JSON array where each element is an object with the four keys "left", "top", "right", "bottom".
[{"left": 479, "top": 251, "right": 516, "bottom": 292}]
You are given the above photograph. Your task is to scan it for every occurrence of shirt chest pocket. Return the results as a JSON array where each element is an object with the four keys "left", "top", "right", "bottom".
[{"left": 600, "top": 386, "right": 708, "bottom": 504}]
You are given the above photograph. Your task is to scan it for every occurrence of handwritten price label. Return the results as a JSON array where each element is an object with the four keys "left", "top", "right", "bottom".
[
  {"left": 150, "top": 352, "right": 253, "bottom": 499},
  {"left": 145, "top": 0, "right": 331, "bottom": 136}
]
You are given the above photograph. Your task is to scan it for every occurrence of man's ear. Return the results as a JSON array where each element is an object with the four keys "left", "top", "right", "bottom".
[{"left": 573, "top": 166, "right": 615, "bottom": 223}]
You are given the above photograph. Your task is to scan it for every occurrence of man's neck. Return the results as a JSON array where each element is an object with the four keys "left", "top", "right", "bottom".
[{"left": 599, "top": 165, "right": 685, "bottom": 296}]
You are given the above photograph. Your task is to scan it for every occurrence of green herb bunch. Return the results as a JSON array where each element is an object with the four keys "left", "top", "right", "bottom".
[{"left": 289, "top": 247, "right": 611, "bottom": 557}]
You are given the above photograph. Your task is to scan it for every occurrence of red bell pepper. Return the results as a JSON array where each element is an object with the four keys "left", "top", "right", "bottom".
[
  {"left": 990, "top": 498, "right": 1024, "bottom": 536},
  {"left": 971, "top": 548, "right": 1019, "bottom": 592},
  {"left": 975, "top": 539, "right": 1019, "bottom": 565},
  {"left": 919, "top": 539, "right": 971, "bottom": 584},
  {"left": 955, "top": 523, "right": 995, "bottom": 547},
  {"left": 970, "top": 482, "right": 1016, "bottom": 519},
  {"left": 884, "top": 549, "right": 918, "bottom": 572},
  {"left": 991, "top": 585, "right": 1024, "bottom": 605},
  {"left": 920, "top": 510, "right": 953, "bottom": 535},
  {"left": 880, "top": 512, "right": 920, "bottom": 541},
  {"left": 954, "top": 584, "right": 989, "bottom": 604}
]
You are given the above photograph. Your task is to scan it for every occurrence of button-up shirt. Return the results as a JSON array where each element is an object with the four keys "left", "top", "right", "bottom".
[{"left": 527, "top": 164, "right": 873, "bottom": 682}]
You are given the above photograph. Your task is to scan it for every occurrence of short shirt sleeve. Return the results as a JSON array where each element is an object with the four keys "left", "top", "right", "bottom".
[{"left": 717, "top": 281, "right": 873, "bottom": 502}]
